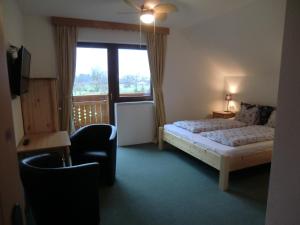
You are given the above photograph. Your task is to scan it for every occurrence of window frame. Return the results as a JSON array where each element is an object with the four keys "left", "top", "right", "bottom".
[{"left": 76, "top": 42, "right": 153, "bottom": 103}]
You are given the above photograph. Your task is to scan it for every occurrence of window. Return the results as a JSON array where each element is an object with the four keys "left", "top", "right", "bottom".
[
  {"left": 73, "top": 43, "right": 152, "bottom": 125},
  {"left": 73, "top": 47, "right": 108, "bottom": 96},
  {"left": 118, "top": 49, "right": 151, "bottom": 99},
  {"left": 73, "top": 43, "right": 152, "bottom": 102}
]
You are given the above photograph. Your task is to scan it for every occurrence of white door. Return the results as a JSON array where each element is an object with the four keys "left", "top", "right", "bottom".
[{"left": 0, "top": 2, "right": 25, "bottom": 224}]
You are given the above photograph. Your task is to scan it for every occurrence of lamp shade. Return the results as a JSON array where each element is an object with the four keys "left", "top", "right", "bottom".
[{"left": 225, "top": 94, "right": 232, "bottom": 101}]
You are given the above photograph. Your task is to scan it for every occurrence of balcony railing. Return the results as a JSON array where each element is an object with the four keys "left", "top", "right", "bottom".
[{"left": 72, "top": 95, "right": 109, "bottom": 129}]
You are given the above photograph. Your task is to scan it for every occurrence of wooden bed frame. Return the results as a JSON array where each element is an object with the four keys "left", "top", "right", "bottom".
[{"left": 158, "top": 127, "right": 272, "bottom": 191}]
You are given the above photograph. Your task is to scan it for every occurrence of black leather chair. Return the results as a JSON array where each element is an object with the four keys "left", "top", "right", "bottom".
[
  {"left": 20, "top": 154, "right": 100, "bottom": 225},
  {"left": 70, "top": 124, "right": 117, "bottom": 185}
]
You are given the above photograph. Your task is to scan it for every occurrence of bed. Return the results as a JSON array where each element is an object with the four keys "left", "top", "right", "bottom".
[{"left": 158, "top": 124, "right": 273, "bottom": 191}]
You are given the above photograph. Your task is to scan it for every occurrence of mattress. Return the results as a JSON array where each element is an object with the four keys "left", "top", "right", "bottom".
[{"left": 164, "top": 124, "right": 273, "bottom": 157}]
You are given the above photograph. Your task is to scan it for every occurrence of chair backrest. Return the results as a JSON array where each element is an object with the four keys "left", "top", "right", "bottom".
[
  {"left": 20, "top": 154, "right": 100, "bottom": 225},
  {"left": 71, "top": 124, "right": 117, "bottom": 151}
]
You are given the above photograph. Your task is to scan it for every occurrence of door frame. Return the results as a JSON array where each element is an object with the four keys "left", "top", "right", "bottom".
[{"left": 0, "top": 4, "right": 25, "bottom": 224}]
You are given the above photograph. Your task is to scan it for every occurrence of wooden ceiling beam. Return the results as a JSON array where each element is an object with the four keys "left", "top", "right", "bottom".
[{"left": 51, "top": 17, "right": 170, "bottom": 35}]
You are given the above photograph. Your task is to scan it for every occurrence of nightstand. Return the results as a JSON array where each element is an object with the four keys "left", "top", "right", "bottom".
[{"left": 212, "top": 111, "right": 235, "bottom": 119}]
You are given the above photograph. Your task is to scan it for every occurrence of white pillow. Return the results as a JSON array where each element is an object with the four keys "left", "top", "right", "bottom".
[
  {"left": 267, "top": 110, "right": 276, "bottom": 128},
  {"left": 235, "top": 105, "right": 259, "bottom": 125}
]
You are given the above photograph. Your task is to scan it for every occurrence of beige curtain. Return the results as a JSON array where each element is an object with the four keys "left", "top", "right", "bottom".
[
  {"left": 146, "top": 32, "right": 167, "bottom": 135},
  {"left": 54, "top": 25, "right": 77, "bottom": 133}
]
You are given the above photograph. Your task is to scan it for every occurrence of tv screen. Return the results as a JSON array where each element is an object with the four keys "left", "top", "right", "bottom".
[
  {"left": 7, "top": 46, "right": 31, "bottom": 96},
  {"left": 18, "top": 46, "right": 31, "bottom": 94}
]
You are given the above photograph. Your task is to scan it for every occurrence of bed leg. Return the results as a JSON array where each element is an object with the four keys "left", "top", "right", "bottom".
[
  {"left": 219, "top": 156, "right": 230, "bottom": 191},
  {"left": 158, "top": 127, "right": 164, "bottom": 150}
]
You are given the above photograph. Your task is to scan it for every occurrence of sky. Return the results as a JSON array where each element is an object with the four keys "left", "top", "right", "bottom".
[{"left": 75, "top": 47, "right": 150, "bottom": 78}]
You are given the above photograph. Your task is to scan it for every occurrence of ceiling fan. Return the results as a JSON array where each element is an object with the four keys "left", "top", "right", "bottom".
[{"left": 123, "top": 0, "right": 178, "bottom": 24}]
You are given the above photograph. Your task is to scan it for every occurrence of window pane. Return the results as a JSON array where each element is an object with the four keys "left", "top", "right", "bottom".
[
  {"left": 73, "top": 47, "right": 108, "bottom": 96},
  {"left": 118, "top": 49, "right": 151, "bottom": 97}
]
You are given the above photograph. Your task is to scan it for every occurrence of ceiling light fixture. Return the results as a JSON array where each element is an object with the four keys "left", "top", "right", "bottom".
[
  {"left": 124, "top": 0, "right": 178, "bottom": 24},
  {"left": 140, "top": 11, "right": 155, "bottom": 24}
]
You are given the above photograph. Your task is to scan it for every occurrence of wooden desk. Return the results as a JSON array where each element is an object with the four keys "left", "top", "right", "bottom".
[{"left": 17, "top": 131, "right": 72, "bottom": 166}]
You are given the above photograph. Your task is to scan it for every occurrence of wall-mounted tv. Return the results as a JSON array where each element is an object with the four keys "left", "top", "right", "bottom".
[{"left": 7, "top": 45, "right": 31, "bottom": 97}]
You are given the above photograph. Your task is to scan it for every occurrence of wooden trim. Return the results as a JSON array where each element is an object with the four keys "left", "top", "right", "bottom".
[
  {"left": 51, "top": 17, "right": 170, "bottom": 35},
  {"left": 163, "top": 129, "right": 221, "bottom": 170},
  {"left": 159, "top": 127, "right": 273, "bottom": 191},
  {"left": 50, "top": 80, "right": 59, "bottom": 132},
  {"left": 77, "top": 42, "right": 148, "bottom": 49},
  {"left": 72, "top": 95, "right": 108, "bottom": 102},
  {"left": 229, "top": 150, "right": 272, "bottom": 171}
]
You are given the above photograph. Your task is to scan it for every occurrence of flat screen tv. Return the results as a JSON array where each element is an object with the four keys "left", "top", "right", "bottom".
[{"left": 7, "top": 46, "right": 31, "bottom": 96}]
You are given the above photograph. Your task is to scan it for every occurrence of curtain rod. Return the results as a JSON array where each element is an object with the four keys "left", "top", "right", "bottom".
[{"left": 51, "top": 17, "right": 170, "bottom": 35}]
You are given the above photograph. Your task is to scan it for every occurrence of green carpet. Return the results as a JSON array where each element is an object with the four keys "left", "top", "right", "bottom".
[{"left": 100, "top": 144, "right": 270, "bottom": 225}]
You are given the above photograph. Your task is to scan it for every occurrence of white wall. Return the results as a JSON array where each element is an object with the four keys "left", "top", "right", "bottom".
[
  {"left": 167, "top": 0, "right": 286, "bottom": 118},
  {"left": 2, "top": 0, "right": 23, "bottom": 47},
  {"left": 266, "top": 0, "right": 300, "bottom": 224},
  {"left": 164, "top": 29, "right": 224, "bottom": 122},
  {"left": 24, "top": 16, "right": 57, "bottom": 78},
  {"left": 115, "top": 102, "right": 155, "bottom": 146},
  {"left": 3, "top": 0, "right": 24, "bottom": 145}
]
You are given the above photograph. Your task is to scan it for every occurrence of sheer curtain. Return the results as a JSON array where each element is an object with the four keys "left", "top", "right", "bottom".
[
  {"left": 54, "top": 25, "right": 77, "bottom": 133},
  {"left": 146, "top": 32, "right": 167, "bottom": 137}
]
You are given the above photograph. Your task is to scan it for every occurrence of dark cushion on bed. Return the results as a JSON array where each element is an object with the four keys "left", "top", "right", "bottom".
[
  {"left": 236, "top": 102, "right": 275, "bottom": 125},
  {"left": 257, "top": 105, "right": 275, "bottom": 125}
]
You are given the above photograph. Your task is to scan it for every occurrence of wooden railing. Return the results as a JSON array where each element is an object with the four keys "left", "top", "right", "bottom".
[{"left": 72, "top": 95, "right": 109, "bottom": 129}]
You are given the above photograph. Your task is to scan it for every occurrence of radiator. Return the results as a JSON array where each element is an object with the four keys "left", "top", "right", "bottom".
[{"left": 115, "top": 101, "right": 155, "bottom": 146}]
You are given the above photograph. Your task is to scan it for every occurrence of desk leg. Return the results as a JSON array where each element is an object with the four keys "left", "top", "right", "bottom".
[{"left": 63, "top": 146, "right": 72, "bottom": 166}]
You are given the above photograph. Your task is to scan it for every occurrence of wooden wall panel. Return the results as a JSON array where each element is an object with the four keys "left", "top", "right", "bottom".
[{"left": 21, "top": 79, "right": 59, "bottom": 134}]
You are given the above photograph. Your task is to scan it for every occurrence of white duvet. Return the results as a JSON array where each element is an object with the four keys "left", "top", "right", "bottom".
[
  {"left": 174, "top": 118, "right": 246, "bottom": 133},
  {"left": 200, "top": 125, "right": 274, "bottom": 147}
]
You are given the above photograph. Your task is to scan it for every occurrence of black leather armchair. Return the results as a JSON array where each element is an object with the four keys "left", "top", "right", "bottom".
[
  {"left": 70, "top": 124, "right": 117, "bottom": 185},
  {"left": 19, "top": 154, "right": 100, "bottom": 225}
]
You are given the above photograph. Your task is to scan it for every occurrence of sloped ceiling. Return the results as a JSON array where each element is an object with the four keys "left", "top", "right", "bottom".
[{"left": 17, "top": 0, "right": 258, "bottom": 29}]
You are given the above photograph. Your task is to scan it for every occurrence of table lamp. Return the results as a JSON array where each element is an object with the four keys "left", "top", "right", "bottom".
[{"left": 225, "top": 94, "right": 232, "bottom": 112}]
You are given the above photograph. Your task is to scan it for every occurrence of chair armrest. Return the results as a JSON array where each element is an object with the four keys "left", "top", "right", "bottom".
[{"left": 109, "top": 125, "right": 117, "bottom": 141}]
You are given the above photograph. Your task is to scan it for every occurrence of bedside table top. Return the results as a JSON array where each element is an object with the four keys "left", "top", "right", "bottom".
[
  {"left": 212, "top": 111, "right": 235, "bottom": 119},
  {"left": 213, "top": 111, "right": 235, "bottom": 114}
]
